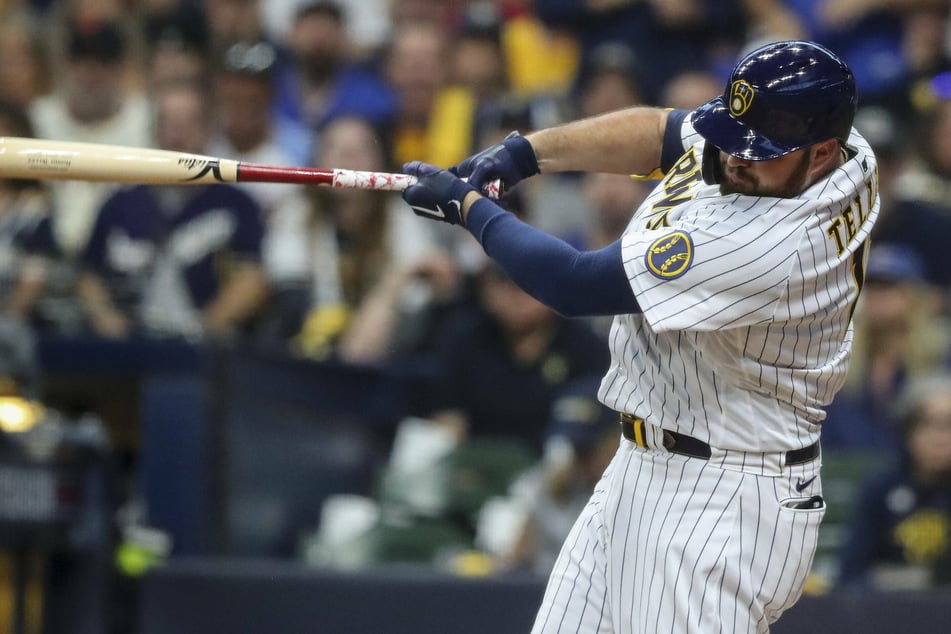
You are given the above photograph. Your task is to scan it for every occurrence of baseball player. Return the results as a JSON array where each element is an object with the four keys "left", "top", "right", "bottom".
[{"left": 400, "top": 40, "right": 877, "bottom": 633}]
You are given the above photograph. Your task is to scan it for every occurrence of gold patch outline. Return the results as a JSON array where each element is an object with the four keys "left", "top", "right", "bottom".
[{"left": 645, "top": 231, "right": 694, "bottom": 279}]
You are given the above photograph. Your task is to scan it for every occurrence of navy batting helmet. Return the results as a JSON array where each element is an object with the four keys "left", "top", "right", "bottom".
[{"left": 691, "top": 40, "right": 857, "bottom": 161}]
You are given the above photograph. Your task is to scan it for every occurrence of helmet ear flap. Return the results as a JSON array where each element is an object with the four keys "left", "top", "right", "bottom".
[{"left": 701, "top": 142, "right": 724, "bottom": 185}]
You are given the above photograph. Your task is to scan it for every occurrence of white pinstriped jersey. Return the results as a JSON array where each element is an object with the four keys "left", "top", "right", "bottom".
[{"left": 598, "top": 119, "right": 879, "bottom": 454}]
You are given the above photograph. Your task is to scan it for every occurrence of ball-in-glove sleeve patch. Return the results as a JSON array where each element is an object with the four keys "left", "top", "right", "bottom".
[{"left": 645, "top": 231, "right": 694, "bottom": 280}]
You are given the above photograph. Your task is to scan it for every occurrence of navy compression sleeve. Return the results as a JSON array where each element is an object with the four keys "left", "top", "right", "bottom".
[{"left": 466, "top": 198, "right": 641, "bottom": 317}]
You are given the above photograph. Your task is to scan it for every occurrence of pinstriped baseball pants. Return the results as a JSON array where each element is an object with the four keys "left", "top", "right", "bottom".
[{"left": 531, "top": 437, "right": 824, "bottom": 634}]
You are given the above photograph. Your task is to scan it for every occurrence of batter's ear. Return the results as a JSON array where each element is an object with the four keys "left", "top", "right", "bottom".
[
  {"left": 807, "top": 138, "right": 842, "bottom": 180},
  {"left": 811, "top": 139, "right": 841, "bottom": 167}
]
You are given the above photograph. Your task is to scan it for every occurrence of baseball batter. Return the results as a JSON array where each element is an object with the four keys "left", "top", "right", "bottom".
[{"left": 401, "top": 41, "right": 876, "bottom": 633}]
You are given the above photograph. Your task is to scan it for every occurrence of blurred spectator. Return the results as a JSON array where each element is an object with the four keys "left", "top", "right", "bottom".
[
  {"left": 29, "top": 16, "right": 152, "bottom": 256},
  {"left": 822, "top": 244, "right": 950, "bottom": 451},
  {"left": 381, "top": 7, "right": 550, "bottom": 169},
  {"left": 272, "top": 0, "right": 397, "bottom": 166},
  {"left": 56, "top": 0, "right": 128, "bottom": 23},
  {"left": 452, "top": 7, "right": 509, "bottom": 101},
  {"left": 497, "top": 0, "right": 580, "bottom": 107},
  {"left": 887, "top": 5, "right": 951, "bottom": 118},
  {"left": 575, "top": 172, "right": 648, "bottom": 250},
  {"left": 209, "top": 39, "right": 304, "bottom": 219},
  {"left": 533, "top": 0, "right": 746, "bottom": 105},
  {"left": 573, "top": 41, "right": 643, "bottom": 119},
  {"left": 658, "top": 67, "right": 723, "bottom": 109},
  {"left": 448, "top": 4, "right": 525, "bottom": 158},
  {"left": 203, "top": 0, "right": 266, "bottom": 53},
  {"left": 741, "top": 0, "right": 807, "bottom": 43},
  {"left": 76, "top": 80, "right": 268, "bottom": 341},
  {"left": 420, "top": 260, "right": 610, "bottom": 453},
  {"left": 484, "top": 375, "right": 618, "bottom": 575},
  {"left": 886, "top": 95, "right": 951, "bottom": 291},
  {"left": 388, "top": 0, "right": 464, "bottom": 30},
  {"left": 141, "top": 0, "right": 211, "bottom": 89},
  {"left": 262, "top": 114, "right": 452, "bottom": 362},
  {"left": 527, "top": 41, "right": 646, "bottom": 242},
  {"left": 262, "top": 0, "right": 393, "bottom": 62},
  {"left": 0, "top": 100, "right": 58, "bottom": 325},
  {"left": 0, "top": 10, "right": 50, "bottom": 110},
  {"left": 0, "top": 314, "right": 39, "bottom": 398},
  {"left": 383, "top": 18, "right": 463, "bottom": 167},
  {"left": 836, "top": 370, "right": 951, "bottom": 590},
  {"left": 759, "top": 0, "right": 950, "bottom": 115}
]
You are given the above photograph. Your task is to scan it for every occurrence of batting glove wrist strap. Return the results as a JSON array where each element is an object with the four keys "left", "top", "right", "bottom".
[
  {"left": 402, "top": 161, "right": 477, "bottom": 227},
  {"left": 457, "top": 131, "right": 539, "bottom": 192}
]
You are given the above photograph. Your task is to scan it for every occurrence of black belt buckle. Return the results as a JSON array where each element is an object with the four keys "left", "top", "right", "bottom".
[{"left": 619, "top": 414, "right": 645, "bottom": 446}]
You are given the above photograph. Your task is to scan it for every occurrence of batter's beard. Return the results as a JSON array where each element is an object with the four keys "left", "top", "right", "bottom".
[{"left": 718, "top": 151, "right": 813, "bottom": 198}]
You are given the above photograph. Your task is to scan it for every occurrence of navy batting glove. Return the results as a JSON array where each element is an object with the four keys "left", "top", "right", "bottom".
[
  {"left": 456, "top": 131, "right": 539, "bottom": 193},
  {"left": 402, "top": 161, "right": 477, "bottom": 227}
]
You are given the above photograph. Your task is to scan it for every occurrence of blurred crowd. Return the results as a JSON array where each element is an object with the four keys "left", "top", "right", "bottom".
[{"left": 2, "top": 0, "right": 951, "bottom": 625}]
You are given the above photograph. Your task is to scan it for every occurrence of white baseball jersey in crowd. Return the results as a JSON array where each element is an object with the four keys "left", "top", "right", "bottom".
[{"left": 532, "top": 118, "right": 879, "bottom": 633}]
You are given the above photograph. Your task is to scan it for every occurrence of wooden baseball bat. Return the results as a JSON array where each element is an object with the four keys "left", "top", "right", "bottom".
[{"left": 0, "top": 137, "right": 501, "bottom": 197}]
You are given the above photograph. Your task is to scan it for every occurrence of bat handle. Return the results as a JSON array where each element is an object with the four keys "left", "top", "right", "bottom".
[
  {"left": 331, "top": 169, "right": 502, "bottom": 199},
  {"left": 467, "top": 178, "right": 502, "bottom": 200},
  {"left": 402, "top": 176, "right": 502, "bottom": 199}
]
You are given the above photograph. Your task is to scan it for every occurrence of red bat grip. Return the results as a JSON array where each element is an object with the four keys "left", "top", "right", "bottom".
[{"left": 236, "top": 163, "right": 335, "bottom": 185}]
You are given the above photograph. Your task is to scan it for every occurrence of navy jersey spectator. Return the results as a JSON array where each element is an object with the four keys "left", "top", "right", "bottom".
[
  {"left": 77, "top": 80, "right": 268, "bottom": 340},
  {"left": 80, "top": 184, "right": 266, "bottom": 339}
]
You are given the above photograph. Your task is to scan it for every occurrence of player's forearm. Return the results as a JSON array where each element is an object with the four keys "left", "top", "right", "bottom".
[
  {"left": 526, "top": 107, "right": 668, "bottom": 175},
  {"left": 464, "top": 198, "right": 640, "bottom": 317}
]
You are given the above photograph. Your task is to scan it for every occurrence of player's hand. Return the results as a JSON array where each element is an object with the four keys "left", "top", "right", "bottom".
[
  {"left": 402, "top": 161, "right": 477, "bottom": 227},
  {"left": 456, "top": 131, "right": 539, "bottom": 193}
]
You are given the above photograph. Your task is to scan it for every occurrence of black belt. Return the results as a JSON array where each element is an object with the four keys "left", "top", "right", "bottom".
[{"left": 619, "top": 414, "right": 819, "bottom": 465}]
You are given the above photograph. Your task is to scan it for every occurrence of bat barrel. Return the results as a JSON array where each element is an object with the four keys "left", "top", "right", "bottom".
[{"left": 0, "top": 137, "right": 239, "bottom": 184}]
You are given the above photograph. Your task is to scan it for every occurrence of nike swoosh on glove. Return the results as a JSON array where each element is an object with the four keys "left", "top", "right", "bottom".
[
  {"left": 402, "top": 161, "right": 477, "bottom": 227},
  {"left": 456, "top": 131, "right": 539, "bottom": 193}
]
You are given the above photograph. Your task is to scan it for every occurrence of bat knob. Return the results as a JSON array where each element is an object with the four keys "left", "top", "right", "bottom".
[{"left": 482, "top": 179, "right": 502, "bottom": 200}]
